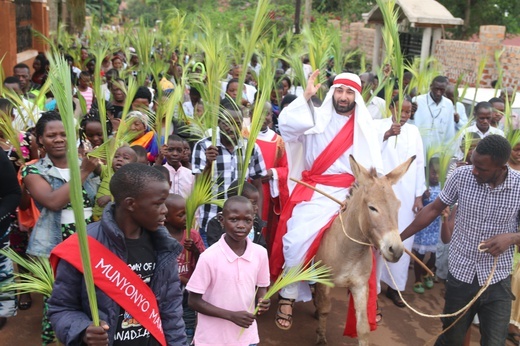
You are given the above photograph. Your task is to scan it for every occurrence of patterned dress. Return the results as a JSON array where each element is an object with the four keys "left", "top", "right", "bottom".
[{"left": 413, "top": 185, "right": 441, "bottom": 254}]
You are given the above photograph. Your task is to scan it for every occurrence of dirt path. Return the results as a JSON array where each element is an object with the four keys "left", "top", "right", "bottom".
[{"left": 0, "top": 269, "right": 514, "bottom": 345}]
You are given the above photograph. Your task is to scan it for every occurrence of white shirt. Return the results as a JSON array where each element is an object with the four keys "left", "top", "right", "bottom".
[
  {"left": 412, "top": 93, "right": 456, "bottom": 153},
  {"left": 366, "top": 95, "right": 387, "bottom": 120}
]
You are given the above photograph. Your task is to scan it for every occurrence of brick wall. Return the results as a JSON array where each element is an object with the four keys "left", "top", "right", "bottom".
[
  {"left": 347, "top": 22, "right": 377, "bottom": 62},
  {"left": 348, "top": 23, "right": 519, "bottom": 88},
  {"left": 434, "top": 26, "right": 520, "bottom": 88}
]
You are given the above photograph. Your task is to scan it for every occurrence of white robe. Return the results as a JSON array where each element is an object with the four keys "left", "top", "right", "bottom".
[
  {"left": 374, "top": 118, "right": 426, "bottom": 292},
  {"left": 278, "top": 93, "right": 383, "bottom": 301}
]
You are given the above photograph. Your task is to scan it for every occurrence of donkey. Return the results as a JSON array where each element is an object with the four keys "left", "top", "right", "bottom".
[{"left": 314, "top": 155, "right": 415, "bottom": 346}]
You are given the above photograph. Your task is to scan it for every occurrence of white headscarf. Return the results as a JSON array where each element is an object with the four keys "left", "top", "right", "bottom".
[{"left": 307, "top": 72, "right": 383, "bottom": 174}]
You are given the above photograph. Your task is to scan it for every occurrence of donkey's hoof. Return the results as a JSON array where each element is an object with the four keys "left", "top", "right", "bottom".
[{"left": 316, "top": 334, "right": 327, "bottom": 345}]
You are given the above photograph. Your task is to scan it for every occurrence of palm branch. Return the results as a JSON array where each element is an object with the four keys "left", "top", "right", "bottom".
[
  {"left": 46, "top": 52, "right": 100, "bottom": 326},
  {"left": 237, "top": 39, "right": 275, "bottom": 194},
  {"left": 0, "top": 248, "right": 54, "bottom": 298},
  {"left": 234, "top": 0, "right": 271, "bottom": 105},
  {"left": 239, "top": 260, "right": 334, "bottom": 338}
]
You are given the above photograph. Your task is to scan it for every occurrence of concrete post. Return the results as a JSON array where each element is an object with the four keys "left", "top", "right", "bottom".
[
  {"left": 372, "top": 24, "right": 382, "bottom": 72},
  {"left": 431, "top": 28, "right": 442, "bottom": 55},
  {"left": 420, "top": 27, "right": 432, "bottom": 71}
]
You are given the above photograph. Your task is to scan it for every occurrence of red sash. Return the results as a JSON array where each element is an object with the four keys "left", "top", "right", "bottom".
[
  {"left": 269, "top": 113, "right": 355, "bottom": 280},
  {"left": 50, "top": 234, "right": 167, "bottom": 346}
]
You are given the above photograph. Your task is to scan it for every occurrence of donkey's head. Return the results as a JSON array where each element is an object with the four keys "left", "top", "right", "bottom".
[{"left": 348, "top": 155, "right": 415, "bottom": 263}]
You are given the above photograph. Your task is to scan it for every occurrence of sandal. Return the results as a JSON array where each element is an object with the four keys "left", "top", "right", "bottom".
[
  {"left": 18, "top": 293, "right": 32, "bottom": 310},
  {"left": 385, "top": 287, "right": 405, "bottom": 308},
  {"left": 375, "top": 304, "right": 383, "bottom": 324},
  {"left": 413, "top": 282, "right": 425, "bottom": 294},
  {"left": 275, "top": 295, "right": 295, "bottom": 330},
  {"left": 423, "top": 275, "right": 434, "bottom": 289}
]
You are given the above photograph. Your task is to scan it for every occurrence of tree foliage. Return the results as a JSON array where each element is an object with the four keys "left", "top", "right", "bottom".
[{"left": 439, "top": 0, "right": 520, "bottom": 38}]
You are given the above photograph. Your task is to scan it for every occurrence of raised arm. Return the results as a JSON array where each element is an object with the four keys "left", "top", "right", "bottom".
[{"left": 401, "top": 197, "right": 447, "bottom": 241}]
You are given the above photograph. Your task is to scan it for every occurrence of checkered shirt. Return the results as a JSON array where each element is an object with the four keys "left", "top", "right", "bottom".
[
  {"left": 439, "top": 165, "right": 520, "bottom": 285},
  {"left": 192, "top": 131, "right": 267, "bottom": 233}
]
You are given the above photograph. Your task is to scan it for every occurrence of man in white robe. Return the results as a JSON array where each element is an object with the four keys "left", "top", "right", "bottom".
[
  {"left": 270, "top": 71, "right": 383, "bottom": 329},
  {"left": 374, "top": 96, "right": 426, "bottom": 307}
]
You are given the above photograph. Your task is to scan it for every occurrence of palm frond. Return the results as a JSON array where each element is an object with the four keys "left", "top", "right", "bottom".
[
  {"left": 185, "top": 172, "right": 224, "bottom": 240},
  {"left": 46, "top": 52, "right": 100, "bottom": 326},
  {"left": 0, "top": 248, "right": 54, "bottom": 297},
  {"left": 235, "top": 0, "right": 272, "bottom": 106},
  {"left": 237, "top": 39, "right": 275, "bottom": 194}
]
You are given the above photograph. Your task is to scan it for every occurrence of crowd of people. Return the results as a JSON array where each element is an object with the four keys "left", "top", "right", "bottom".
[{"left": 1, "top": 41, "right": 520, "bottom": 346}]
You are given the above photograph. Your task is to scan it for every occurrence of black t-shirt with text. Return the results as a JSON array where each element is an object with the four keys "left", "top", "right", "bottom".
[{"left": 113, "top": 231, "right": 156, "bottom": 346}]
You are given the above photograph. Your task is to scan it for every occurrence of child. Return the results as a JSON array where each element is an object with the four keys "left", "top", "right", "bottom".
[
  {"left": 187, "top": 195, "right": 270, "bottom": 346},
  {"left": 76, "top": 71, "right": 94, "bottom": 112},
  {"left": 412, "top": 157, "right": 441, "bottom": 294},
  {"left": 131, "top": 144, "right": 149, "bottom": 165},
  {"left": 47, "top": 164, "right": 186, "bottom": 345},
  {"left": 165, "top": 194, "right": 205, "bottom": 344},
  {"left": 161, "top": 135, "right": 194, "bottom": 198},
  {"left": 181, "top": 139, "right": 192, "bottom": 170},
  {"left": 92, "top": 145, "right": 137, "bottom": 221},
  {"left": 206, "top": 181, "right": 267, "bottom": 248}
]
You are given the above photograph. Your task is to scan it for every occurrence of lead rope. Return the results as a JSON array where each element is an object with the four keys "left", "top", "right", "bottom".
[
  {"left": 291, "top": 177, "right": 496, "bottom": 343},
  {"left": 339, "top": 212, "right": 372, "bottom": 246},
  {"left": 383, "top": 245, "right": 497, "bottom": 345}
]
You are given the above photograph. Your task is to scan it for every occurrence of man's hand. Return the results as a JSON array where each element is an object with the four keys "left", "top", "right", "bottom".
[
  {"left": 384, "top": 123, "right": 401, "bottom": 141},
  {"left": 261, "top": 169, "right": 273, "bottom": 183},
  {"left": 454, "top": 112, "right": 460, "bottom": 124},
  {"left": 228, "top": 311, "right": 255, "bottom": 328},
  {"left": 480, "top": 233, "right": 516, "bottom": 257},
  {"left": 82, "top": 321, "right": 109, "bottom": 346},
  {"left": 412, "top": 196, "right": 423, "bottom": 214},
  {"left": 303, "top": 70, "right": 321, "bottom": 101},
  {"left": 256, "top": 298, "right": 271, "bottom": 315},
  {"left": 204, "top": 145, "right": 219, "bottom": 165}
]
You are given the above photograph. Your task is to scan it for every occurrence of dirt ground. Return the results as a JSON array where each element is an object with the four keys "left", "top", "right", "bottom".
[{"left": 0, "top": 269, "right": 515, "bottom": 345}]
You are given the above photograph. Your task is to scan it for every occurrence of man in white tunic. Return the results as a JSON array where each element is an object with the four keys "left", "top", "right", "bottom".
[
  {"left": 374, "top": 95, "right": 426, "bottom": 307},
  {"left": 270, "top": 71, "right": 383, "bottom": 329},
  {"left": 411, "top": 76, "right": 456, "bottom": 158}
]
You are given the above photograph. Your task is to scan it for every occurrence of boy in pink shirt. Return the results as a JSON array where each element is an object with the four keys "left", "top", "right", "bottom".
[{"left": 187, "top": 195, "right": 270, "bottom": 346}]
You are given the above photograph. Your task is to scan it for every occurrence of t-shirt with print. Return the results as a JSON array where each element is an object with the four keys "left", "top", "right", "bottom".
[{"left": 113, "top": 231, "right": 156, "bottom": 346}]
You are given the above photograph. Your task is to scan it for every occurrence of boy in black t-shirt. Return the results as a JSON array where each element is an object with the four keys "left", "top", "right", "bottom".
[{"left": 48, "top": 164, "right": 187, "bottom": 345}]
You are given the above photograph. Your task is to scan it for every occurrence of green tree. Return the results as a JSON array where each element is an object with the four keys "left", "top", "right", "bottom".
[{"left": 439, "top": 0, "right": 520, "bottom": 38}]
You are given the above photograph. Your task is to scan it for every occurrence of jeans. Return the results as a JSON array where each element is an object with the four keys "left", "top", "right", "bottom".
[{"left": 435, "top": 272, "right": 513, "bottom": 346}]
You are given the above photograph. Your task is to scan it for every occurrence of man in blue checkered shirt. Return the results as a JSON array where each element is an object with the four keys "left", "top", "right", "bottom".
[
  {"left": 401, "top": 135, "right": 520, "bottom": 345},
  {"left": 192, "top": 103, "right": 266, "bottom": 246}
]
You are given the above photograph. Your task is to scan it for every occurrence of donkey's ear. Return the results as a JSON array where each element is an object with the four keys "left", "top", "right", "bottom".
[
  {"left": 385, "top": 155, "right": 416, "bottom": 185},
  {"left": 349, "top": 155, "right": 371, "bottom": 184}
]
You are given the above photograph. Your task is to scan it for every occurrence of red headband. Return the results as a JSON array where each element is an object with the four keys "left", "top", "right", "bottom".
[{"left": 333, "top": 78, "right": 362, "bottom": 93}]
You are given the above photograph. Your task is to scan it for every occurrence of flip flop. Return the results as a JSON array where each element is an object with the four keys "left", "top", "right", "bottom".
[
  {"left": 275, "top": 296, "right": 295, "bottom": 330},
  {"left": 18, "top": 293, "right": 32, "bottom": 310}
]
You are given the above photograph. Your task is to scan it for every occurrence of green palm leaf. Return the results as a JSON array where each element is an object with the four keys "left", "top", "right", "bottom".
[{"left": 46, "top": 52, "right": 100, "bottom": 326}]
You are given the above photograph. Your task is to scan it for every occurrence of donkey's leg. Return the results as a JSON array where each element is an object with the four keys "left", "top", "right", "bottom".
[
  {"left": 350, "top": 283, "right": 370, "bottom": 346},
  {"left": 314, "top": 283, "right": 331, "bottom": 345}
]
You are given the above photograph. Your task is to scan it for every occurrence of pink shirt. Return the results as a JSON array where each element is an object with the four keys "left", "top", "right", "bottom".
[
  {"left": 186, "top": 235, "right": 270, "bottom": 346},
  {"left": 79, "top": 87, "right": 94, "bottom": 112},
  {"left": 164, "top": 163, "right": 194, "bottom": 198}
]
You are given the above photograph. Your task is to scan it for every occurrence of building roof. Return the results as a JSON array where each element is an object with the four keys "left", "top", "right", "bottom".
[{"left": 363, "top": 0, "right": 464, "bottom": 28}]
